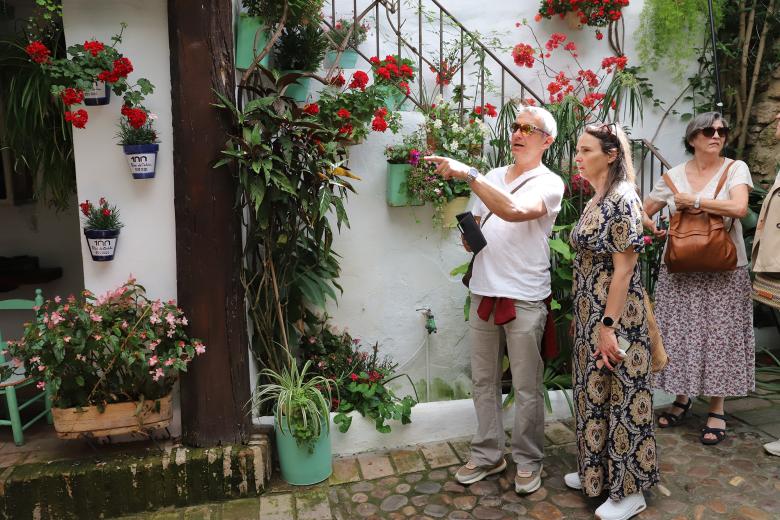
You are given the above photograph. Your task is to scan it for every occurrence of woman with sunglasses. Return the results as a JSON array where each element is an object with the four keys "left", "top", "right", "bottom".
[
  {"left": 642, "top": 111, "right": 754, "bottom": 445},
  {"left": 566, "top": 123, "right": 657, "bottom": 520}
]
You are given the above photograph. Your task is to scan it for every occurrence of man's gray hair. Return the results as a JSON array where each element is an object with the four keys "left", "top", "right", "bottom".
[
  {"left": 516, "top": 104, "right": 558, "bottom": 139},
  {"left": 684, "top": 111, "right": 728, "bottom": 154}
]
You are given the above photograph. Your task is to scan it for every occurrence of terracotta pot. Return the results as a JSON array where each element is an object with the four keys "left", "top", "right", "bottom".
[
  {"left": 52, "top": 393, "right": 173, "bottom": 439},
  {"left": 565, "top": 11, "right": 584, "bottom": 30}
]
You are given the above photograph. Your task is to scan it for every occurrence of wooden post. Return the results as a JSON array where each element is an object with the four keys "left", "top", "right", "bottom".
[{"left": 167, "top": 0, "right": 251, "bottom": 446}]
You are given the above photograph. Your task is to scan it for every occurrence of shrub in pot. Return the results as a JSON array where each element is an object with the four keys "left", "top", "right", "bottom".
[
  {"left": 252, "top": 356, "right": 335, "bottom": 485},
  {"left": 79, "top": 197, "right": 123, "bottom": 261},
  {"left": 383, "top": 131, "right": 425, "bottom": 207},
  {"left": 117, "top": 105, "right": 159, "bottom": 179},
  {"left": 4, "top": 276, "right": 206, "bottom": 439},
  {"left": 273, "top": 24, "right": 328, "bottom": 102}
]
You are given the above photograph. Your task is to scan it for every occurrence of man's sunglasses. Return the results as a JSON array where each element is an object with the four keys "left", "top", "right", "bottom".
[
  {"left": 511, "top": 122, "right": 550, "bottom": 137},
  {"left": 699, "top": 126, "right": 729, "bottom": 138}
]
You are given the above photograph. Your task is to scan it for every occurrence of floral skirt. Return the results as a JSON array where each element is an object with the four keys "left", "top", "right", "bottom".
[{"left": 653, "top": 265, "right": 755, "bottom": 396}]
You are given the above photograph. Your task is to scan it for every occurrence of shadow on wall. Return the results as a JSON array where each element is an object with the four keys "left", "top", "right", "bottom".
[{"left": 0, "top": 196, "right": 84, "bottom": 340}]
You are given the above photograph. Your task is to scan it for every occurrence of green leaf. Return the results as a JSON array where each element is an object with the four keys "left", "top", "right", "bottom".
[
  {"left": 75, "top": 376, "right": 85, "bottom": 386},
  {"left": 549, "top": 238, "right": 573, "bottom": 260}
]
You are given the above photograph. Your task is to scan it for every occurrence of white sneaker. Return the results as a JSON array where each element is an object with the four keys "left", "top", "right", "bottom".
[
  {"left": 764, "top": 438, "right": 780, "bottom": 456},
  {"left": 595, "top": 492, "right": 646, "bottom": 520},
  {"left": 563, "top": 472, "right": 582, "bottom": 490}
]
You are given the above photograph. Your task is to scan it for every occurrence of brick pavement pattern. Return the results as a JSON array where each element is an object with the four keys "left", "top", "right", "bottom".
[{"left": 118, "top": 396, "right": 780, "bottom": 519}]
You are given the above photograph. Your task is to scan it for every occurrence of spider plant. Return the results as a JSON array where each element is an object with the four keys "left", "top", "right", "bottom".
[{"left": 252, "top": 354, "right": 335, "bottom": 452}]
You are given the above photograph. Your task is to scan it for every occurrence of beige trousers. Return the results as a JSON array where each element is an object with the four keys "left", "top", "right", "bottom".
[{"left": 468, "top": 294, "right": 547, "bottom": 472}]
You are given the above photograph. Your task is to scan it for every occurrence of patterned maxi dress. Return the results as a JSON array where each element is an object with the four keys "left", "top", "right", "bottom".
[{"left": 569, "top": 183, "right": 659, "bottom": 500}]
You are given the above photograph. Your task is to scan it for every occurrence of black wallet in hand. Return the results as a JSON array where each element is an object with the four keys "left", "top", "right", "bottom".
[{"left": 456, "top": 211, "right": 487, "bottom": 255}]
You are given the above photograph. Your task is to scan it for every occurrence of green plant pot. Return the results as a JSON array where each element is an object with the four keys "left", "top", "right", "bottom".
[
  {"left": 324, "top": 49, "right": 359, "bottom": 68},
  {"left": 235, "top": 14, "right": 270, "bottom": 70},
  {"left": 386, "top": 163, "right": 423, "bottom": 207},
  {"left": 383, "top": 89, "right": 407, "bottom": 110},
  {"left": 281, "top": 71, "right": 311, "bottom": 103},
  {"left": 275, "top": 416, "right": 332, "bottom": 485}
]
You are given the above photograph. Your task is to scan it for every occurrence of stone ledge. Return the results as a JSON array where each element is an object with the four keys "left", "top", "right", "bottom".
[{"left": 0, "top": 435, "right": 271, "bottom": 519}]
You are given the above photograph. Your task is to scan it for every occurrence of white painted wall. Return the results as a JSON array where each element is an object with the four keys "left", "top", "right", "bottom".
[
  {"left": 322, "top": 0, "right": 699, "bottom": 399},
  {"left": 62, "top": 0, "right": 176, "bottom": 302}
]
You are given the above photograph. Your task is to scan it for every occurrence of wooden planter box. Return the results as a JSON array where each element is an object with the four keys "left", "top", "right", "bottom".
[{"left": 52, "top": 394, "right": 173, "bottom": 439}]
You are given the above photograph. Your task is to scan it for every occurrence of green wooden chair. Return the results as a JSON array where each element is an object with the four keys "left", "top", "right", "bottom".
[{"left": 0, "top": 289, "right": 53, "bottom": 445}]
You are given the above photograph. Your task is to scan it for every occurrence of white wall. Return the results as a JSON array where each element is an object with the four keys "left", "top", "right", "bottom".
[
  {"left": 322, "top": 0, "right": 697, "bottom": 399},
  {"left": 62, "top": 0, "right": 176, "bottom": 302}
]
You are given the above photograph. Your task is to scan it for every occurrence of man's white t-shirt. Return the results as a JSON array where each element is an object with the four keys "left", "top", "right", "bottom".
[
  {"left": 648, "top": 159, "right": 753, "bottom": 267},
  {"left": 469, "top": 164, "right": 565, "bottom": 301}
]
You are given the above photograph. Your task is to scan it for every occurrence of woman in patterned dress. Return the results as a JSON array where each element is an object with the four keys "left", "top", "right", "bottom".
[
  {"left": 566, "top": 124, "right": 658, "bottom": 520},
  {"left": 643, "top": 112, "right": 754, "bottom": 444}
]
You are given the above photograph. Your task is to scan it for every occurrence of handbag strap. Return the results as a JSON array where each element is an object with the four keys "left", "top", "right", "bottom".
[
  {"left": 479, "top": 172, "right": 548, "bottom": 229},
  {"left": 662, "top": 159, "right": 736, "bottom": 198}
]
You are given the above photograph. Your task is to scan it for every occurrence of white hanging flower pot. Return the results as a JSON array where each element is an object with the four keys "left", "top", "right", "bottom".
[
  {"left": 122, "top": 143, "right": 159, "bottom": 179},
  {"left": 83, "top": 229, "right": 120, "bottom": 261},
  {"left": 83, "top": 81, "right": 111, "bottom": 106}
]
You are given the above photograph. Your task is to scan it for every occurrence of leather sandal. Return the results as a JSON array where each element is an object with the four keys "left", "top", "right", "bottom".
[
  {"left": 700, "top": 412, "right": 727, "bottom": 445},
  {"left": 658, "top": 398, "right": 691, "bottom": 428}
]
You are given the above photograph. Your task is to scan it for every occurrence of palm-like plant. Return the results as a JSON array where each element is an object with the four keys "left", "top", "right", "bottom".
[{"left": 252, "top": 355, "right": 336, "bottom": 451}]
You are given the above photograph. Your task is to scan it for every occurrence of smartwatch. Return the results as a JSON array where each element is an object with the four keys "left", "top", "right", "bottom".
[
  {"left": 601, "top": 315, "right": 615, "bottom": 328},
  {"left": 466, "top": 167, "right": 479, "bottom": 184}
]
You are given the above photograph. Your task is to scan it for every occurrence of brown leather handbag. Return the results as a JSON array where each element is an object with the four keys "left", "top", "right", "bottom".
[{"left": 662, "top": 160, "right": 738, "bottom": 273}]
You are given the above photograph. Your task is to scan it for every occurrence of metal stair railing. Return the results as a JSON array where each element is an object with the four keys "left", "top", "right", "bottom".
[{"left": 324, "top": 0, "right": 545, "bottom": 112}]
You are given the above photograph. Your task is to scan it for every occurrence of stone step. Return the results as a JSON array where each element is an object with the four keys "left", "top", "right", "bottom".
[{"left": 0, "top": 438, "right": 271, "bottom": 519}]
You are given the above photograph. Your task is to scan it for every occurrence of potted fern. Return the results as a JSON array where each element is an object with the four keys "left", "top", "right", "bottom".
[{"left": 252, "top": 356, "right": 335, "bottom": 485}]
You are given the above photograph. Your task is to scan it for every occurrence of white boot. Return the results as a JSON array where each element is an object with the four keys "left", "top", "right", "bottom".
[
  {"left": 563, "top": 472, "right": 582, "bottom": 490},
  {"left": 595, "top": 492, "right": 646, "bottom": 520}
]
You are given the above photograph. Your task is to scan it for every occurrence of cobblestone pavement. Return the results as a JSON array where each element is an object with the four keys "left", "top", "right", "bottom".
[{"left": 123, "top": 394, "right": 780, "bottom": 519}]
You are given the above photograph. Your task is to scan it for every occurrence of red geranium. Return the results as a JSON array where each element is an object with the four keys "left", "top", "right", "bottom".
[
  {"left": 61, "top": 88, "right": 85, "bottom": 106},
  {"left": 25, "top": 41, "right": 50, "bottom": 64},
  {"left": 64, "top": 109, "right": 89, "bottom": 129},
  {"left": 371, "top": 116, "right": 388, "bottom": 132},
  {"left": 399, "top": 81, "right": 410, "bottom": 95},
  {"left": 83, "top": 40, "right": 105, "bottom": 57},
  {"left": 375, "top": 67, "right": 391, "bottom": 80},
  {"left": 374, "top": 107, "right": 388, "bottom": 118},
  {"left": 124, "top": 107, "right": 147, "bottom": 129},
  {"left": 485, "top": 103, "right": 497, "bottom": 117},
  {"left": 348, "top": 70, "right": 369, "bottom": 91},
  {"left": 338, "top": 123, "right": 353, "bottom": 135},
  {"left": 79, "top": 201, "right": 92, "bottom": 216},
  {"left": 303, "top": 103, "right": 320, "bottom": 115},
  {"left": 102, "top": 208, "right": 111, "bottom": 217},
  {"left": 112, "top": 57, "right": 133, "bottom": 78},
  {"left": 330, "top": 72, "right": 346, "bottom": 87},
  {"left": 337, "top": 108, "right": 351, "bottom": 119}
]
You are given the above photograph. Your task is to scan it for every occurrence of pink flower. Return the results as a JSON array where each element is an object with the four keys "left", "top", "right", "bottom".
[
  {"left": 149, "top": 355, "right": 159, "bottom": 366},
  {"left": 90, "top": 312, "right": 102, "bottom": 322},
  {"left": 37, "top": 365, "right": 46, "bottom": 372},
  {"left": 64, "top": 336, "right": 71, "bottom": 343},
  {"left": 152, "top": 367, "right": 165, "bottom": 382},
  {"left": 180, "top": 316, "right": 188, "bottom": 326},
  {"left": 643, "top": 236, "right": 653, "bottom": 246},
  {"left": 30, "top": 356, "right": 40, "bottom": 363},
  {"left": 121, "top": 320, "right": 129, "bottom": 329},
  {"left": 93, "top": 334, "right": 102, "bottom": 340},
  {"left": 194, "top": 341, "right": 206, "bottom": 355},
  {"left": 36, "top": 381, "right": 46, "bottom": 390},
  {"left": 54, "top": 296, "right": 62, "bottom": 303},
  {"left": 165, "top": 312, "right": 176, "bottom": 327},
  {"left": 164, "top": 358, "right": 174, "bottom": 366},
  {"left": 149, "top": 314, "right": 160, "bottom": 324}
]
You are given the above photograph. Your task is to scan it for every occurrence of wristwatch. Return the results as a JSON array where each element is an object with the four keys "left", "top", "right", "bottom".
[
  {"left": 694, "top": 195, "right": 701, "bottom": 209},
  {"left": 466, "top": 167, "right": 479, "bottom": 184},
  {"left": 600, "top": 315, "right": 615, "bottom": 328}
]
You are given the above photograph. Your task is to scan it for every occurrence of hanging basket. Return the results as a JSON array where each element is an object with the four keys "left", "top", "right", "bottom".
[
  {"left": 324, "top": 49, "right": 359, "bottom": 69},
  {"left": 52, "top": 393, "right": 173, "bottom": 439},
  {"left": 122, "top": 143, "right": 159, "bottom": 179},
  {"left": 386, "top": 163, "right": 423, "bottom": 207},
  {"left": 281, "top": 72, "right": 311, "bottom": 103},
  {"left": 235, "top": 14, "right": 270, "bottom": 70},
  {"left": 83, "top": 228, "right": 120, "bottom": 262},
  {"left": 84, "top": 81, "right": 111, "bottom": 106}
]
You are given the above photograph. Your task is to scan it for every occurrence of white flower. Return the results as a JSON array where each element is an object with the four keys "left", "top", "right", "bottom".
[
  {"left": 433, "top": 119, "right": 443, "bottom": 129},
  {"left": 436, "top": 94, "right": 444, "bottom": 103},
  {"left": 441, "top": 140, "right": 448, "bottom": 150},
  {"left": 451, "top": 123, "right": 459, "bottom": 131},
  {"left": 450, "top": 141, "right": 459, "bottom": 151}
]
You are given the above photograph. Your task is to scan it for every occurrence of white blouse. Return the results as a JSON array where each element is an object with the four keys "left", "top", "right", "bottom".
[{"left": 648, "top": 159, "right": 753, "bottom": 267}]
